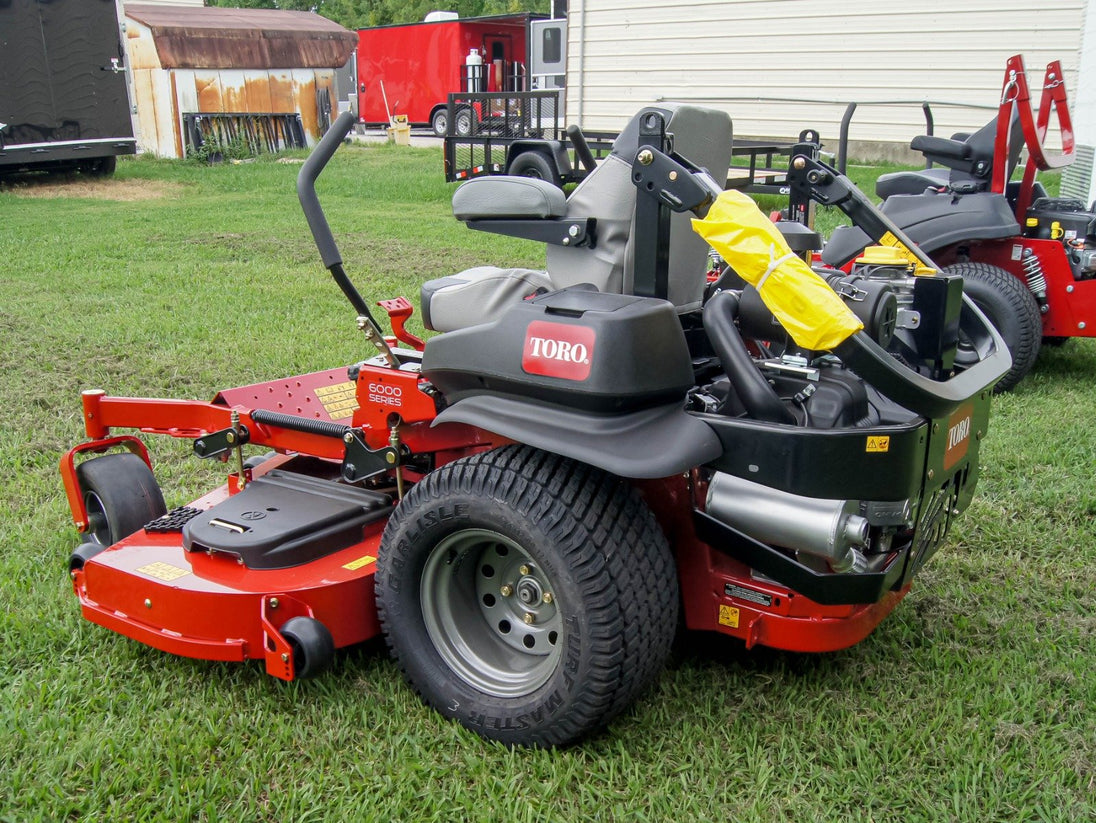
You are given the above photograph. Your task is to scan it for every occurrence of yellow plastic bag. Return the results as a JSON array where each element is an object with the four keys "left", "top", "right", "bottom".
[{"left": 692, "top": 190, "right": 863, "bottom": 351}]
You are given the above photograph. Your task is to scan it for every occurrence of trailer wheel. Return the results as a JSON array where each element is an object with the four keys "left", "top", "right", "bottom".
[
  {"left": 454, "top": 107, "right": 476, "bottom": 137},
  {"left": 76, "top": 453, "right": 167, "bottom": 546},
  {"left": 431, "top": 108, "right": 449, "bottom": 137},
  {"left": 376, "top": 445, "right": 678, "bottom": 747},
  {"left": 281, "top": 616, "right": 335, "bottom": 679},
  {"left": 79, "top": 156, "right": 116, "bottom": 178},
  {"left": 508, "top": 150, "right": 556, "bottom": 183},
  {"left": 947, "top": 262, "right": 1042, "bottom": 392}
]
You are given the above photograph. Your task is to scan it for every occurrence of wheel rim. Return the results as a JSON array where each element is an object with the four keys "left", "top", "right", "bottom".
[
  {"left": 456, "top": 112, "right": 472, "bottom": 135},
  {"left": 420, "top": 528, "right": 563, "bottom": 697},
  {"left": 83, "top": 491, "right": 111, "bottom": 545},
  {"left": 433, "top": 112, "right": 447, "bottom": 135}
]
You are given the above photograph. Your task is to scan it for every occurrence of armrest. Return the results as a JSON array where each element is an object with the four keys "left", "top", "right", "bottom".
[
  {"left": 452, "top": 176, "right": 567, "bottom": 221},
  {"left": 909, "top": 134, "right": 971, "bottom": 162}
]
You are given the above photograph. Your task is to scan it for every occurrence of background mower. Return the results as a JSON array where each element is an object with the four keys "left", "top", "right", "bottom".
[
  {"left": 60, "top": 105, "right": 1008, "bottom": 747},
  {"left": 823, "top": 54, "right": 1087, "bottom": 391}
]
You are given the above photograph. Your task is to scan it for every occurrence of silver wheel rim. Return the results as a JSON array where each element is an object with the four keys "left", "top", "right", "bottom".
[
  {"left": 83, "top": 491, "right": 111, "bottom": 545},
  {"left": 420, "top": 528, "right": 563, "bottom": 697}
]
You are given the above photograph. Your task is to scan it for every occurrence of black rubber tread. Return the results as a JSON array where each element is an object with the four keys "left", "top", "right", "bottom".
[
  {"left": 75, "top": 453, "right": 167, "bottom": 546},
  {"left": 80, "top": 155, "right": 116, "bottom": 178},
  {"left": 946, "top": 262, "right": 1042, "bottom": 392},
  {"left": 281, "top": 616, "right": 335, "bottom": 679},
  {"left": 376, "top": 444, "right": 678, "bottom": 747},
  {"left": 507, "top": 150, "right": 556, "bottom": 182}
]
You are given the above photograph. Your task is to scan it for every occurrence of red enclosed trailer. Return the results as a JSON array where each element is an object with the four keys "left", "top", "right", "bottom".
[{"left": 356, "top": 13, "right": 547, "bottom": 135}]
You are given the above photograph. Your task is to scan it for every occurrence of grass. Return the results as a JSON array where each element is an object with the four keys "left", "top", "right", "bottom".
[{"left": 1, "top": 145, "right": 1093, "bottom": 822}]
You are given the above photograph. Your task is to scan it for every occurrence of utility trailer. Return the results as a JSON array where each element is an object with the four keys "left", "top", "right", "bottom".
[
  {"left": 356, "top": 13, "right": 564, "bottom": 137},
  {"left": 0, "top": 0, "right": 135, "bottom": 176},
  {"left": 443, "top": 89, "right": 821, "bottom": 196}
]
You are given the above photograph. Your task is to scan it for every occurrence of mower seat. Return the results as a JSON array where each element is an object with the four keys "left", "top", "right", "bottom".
[
  {"left": 875, "top": 109, "right": 1023, "bottom": 199},
  {"left": 421, "top": 103, "right": 733, "bottom": 332}
]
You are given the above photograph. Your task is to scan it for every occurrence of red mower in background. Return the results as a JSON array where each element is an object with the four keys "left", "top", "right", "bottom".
[
  {"left": 822, "top": 55, "right": 1087, "bottom": 391},
  {"left": 60, "top": 105, "right": 1009, "bottom": 747}
]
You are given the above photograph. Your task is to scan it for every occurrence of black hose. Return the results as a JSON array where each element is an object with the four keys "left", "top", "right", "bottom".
[{"left": 703, "top": 291, "right": 796, "bottom": 424}]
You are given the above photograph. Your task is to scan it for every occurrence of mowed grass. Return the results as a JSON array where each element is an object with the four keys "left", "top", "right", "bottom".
[{"left": 1, "top": 144, "right": 1093, "bottom": 822}]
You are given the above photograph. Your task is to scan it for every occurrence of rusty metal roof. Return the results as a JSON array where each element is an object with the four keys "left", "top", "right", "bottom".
[{"left": 125, "top": 4, "right": 357, "bottom": 70}]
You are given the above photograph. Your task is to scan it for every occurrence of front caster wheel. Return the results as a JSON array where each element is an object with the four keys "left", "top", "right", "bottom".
[
  {"left": 376, "top": 445, "right": 678, "bottom": 747},
  {"left": 280, "top": 617, "right": 335, "bottom": 679}
]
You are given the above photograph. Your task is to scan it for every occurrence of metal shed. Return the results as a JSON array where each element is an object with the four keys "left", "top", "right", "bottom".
[{"left": 124, "top": 4, "right": 357, "bottom": 158}]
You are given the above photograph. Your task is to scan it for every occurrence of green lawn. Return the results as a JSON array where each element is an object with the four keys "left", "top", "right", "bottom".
[{"left": 0, "top": 145, "right": 1093, "bottom": 821}]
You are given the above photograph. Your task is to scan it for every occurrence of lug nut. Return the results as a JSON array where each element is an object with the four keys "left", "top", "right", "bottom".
[
  {"left": 500, "top": 584, "right": 513, "bottom": 597},
  {"left": 523, "top": 613, "right": 535, "bottom": 625},
  {"left": 542, "top": 592, "right": 554, "bottom": 604},
  {"left": 519, "top": 565, "right": 530, "bottom": 575}
]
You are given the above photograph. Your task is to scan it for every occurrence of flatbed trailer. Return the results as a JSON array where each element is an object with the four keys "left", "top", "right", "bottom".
[{"left": 442, "top": 91, "right": 821, "bottom": 194}]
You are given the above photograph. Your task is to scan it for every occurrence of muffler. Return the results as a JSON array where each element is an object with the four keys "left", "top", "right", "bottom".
[{"left": 705, "top": 472, "right": 869, "bottom": 573}]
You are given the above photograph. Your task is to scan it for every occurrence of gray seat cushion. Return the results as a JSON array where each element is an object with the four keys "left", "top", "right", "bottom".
[
  {"left": 452, "top": 177, "right": 567, "bottom": 221},
  {"left": 421, "top": 266, "right": 552, "bottom": 332}
]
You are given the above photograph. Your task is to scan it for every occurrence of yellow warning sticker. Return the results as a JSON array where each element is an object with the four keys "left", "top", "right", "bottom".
[
  {"left": 718, "top": 604, "right": 740, "bottom": 628},
  {"left": 877, "top": 232, "right": 923, "bottom": 267},
  {"left": 866, "top": 436, "right": 891, "bottom": 453},
  {"left": 315, "top": 381, "right": 360, "bottom": 418},
  {"left": 342, "top": 555, "right": 377, "bottom": 571},
  {"left": 136, "top": 562, "right": 189, "bottom": 582}
]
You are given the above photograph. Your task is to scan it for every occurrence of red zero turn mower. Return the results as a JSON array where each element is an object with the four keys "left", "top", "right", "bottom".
[
  {"left": 60, "top": 106, "right": 1009, "bottom": 747},
  {"left": 823, "top": 54, "right": 1087, "bottom": 391}
]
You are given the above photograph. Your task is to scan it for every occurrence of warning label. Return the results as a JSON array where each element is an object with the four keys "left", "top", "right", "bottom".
[
  {"left": 718, "top": 605, "right": 740, "bottom": 628},
  {"left": 136, "top": 562, "right": 189, "bottom": 582},
  {"left": 315, "top": 381, "right": 359, "bottom": 419},
  {"left": 866, "top": 435, "right": 890, "bottom": 453},
  {"left": 342, "top": 555, "right": 376, "bottom": 571},
  {"left": 724, "top": 583, "right": 772, "bottom": 607}
]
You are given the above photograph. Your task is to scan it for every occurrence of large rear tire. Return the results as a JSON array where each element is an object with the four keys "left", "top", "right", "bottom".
[
  {"left": 947, "top": 262, "right": 1042, "bottom": 392},
  {"left": 507, "top": 150, "right": 557, "bottom": 183},
  {"left": 376, "top": 445, "right": 678, "bottom": 747}
]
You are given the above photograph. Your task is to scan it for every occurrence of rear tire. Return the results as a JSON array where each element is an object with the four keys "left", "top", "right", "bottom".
[
  {"left": 76, "top": 453, "right": 166, "bottom": 546},
  {"left": 376, "top": 445, "right": 678, "bottom": 747},
  {"left": 454, "top": 107, "right": 476, "bottom": 137},
  {"left": 947, "top": 262, "right": 1042, "bottom": 392}
]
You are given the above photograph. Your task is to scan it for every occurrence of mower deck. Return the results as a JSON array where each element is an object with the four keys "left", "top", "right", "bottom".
[{"left": 72, "top": 458, "right": 385, "bottom": 680}]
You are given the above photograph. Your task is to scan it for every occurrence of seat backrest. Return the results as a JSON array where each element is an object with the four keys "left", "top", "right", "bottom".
[{"left": 546, "top": 103, "right": 733, "bottom": 311}]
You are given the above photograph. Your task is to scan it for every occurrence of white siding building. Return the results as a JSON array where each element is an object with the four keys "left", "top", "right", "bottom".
[{"left": 566, "top": 0, "right": 1087, "bottom": 162}]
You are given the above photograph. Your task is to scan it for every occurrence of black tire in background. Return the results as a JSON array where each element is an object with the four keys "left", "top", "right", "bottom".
[
  {"left": 376, "top": 445, "right": 679, "bottom": 747},
  {"left": 947, "top": 262, "right": 1042, "bottom": 392},
  {"left": 507, "top": 150, "right": 557, "bottom": 183},
  {"left": 454, "top": 107, "right": 476, "bottom": 137},
  {"left": 79, "top": 155, "right": 117, "bottom": 178},
  {"left": 75, "top": 453, "right": 167, "bottom": 546}
]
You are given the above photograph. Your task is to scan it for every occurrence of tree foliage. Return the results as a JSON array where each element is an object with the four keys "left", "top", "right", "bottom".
[{"left": 206, "top": 0, "right": 550, "bottom": 29}]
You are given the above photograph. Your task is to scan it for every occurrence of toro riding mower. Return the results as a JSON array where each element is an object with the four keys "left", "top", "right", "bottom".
[
  {"left": 824, "top": 54, "right": 1086, "bottom": 391},
  {"left": 60, "top": 105, "right": 1009, "bottom": 747}
]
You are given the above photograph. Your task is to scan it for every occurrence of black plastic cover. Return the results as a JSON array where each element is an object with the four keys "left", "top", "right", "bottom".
[
  {"left": 421, "top": 287, "right": 695, "bottom": 413},
  {"left": 822, "top": 191, "right": 1021, "bottom": 267},
  {"left": 182, "top": 470, "right": 391, "bottom": 570}
]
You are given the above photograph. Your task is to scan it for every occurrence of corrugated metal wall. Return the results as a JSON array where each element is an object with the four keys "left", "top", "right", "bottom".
[
  {"left": 567, "top": 0, "right": 1084, "bottom": 159},
  {"left": 126, "top": 17, "right": 335, "bottom": 157}
]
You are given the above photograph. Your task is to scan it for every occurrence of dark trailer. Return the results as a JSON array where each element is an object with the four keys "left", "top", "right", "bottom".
[{"left": 0, "top": 0, "right": 135, "bottom": 175}]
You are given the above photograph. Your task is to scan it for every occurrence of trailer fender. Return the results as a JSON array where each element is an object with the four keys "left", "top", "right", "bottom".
[
  {"left": 506, "top": 139, "right": 571, "bottom": 181},
  {"left": 432, "top": 395, "right": 721, "bottom": 479}
]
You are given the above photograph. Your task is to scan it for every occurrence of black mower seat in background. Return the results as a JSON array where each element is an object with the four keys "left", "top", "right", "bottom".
[
  {"left": 874, "top": 109, "right": 1023, "bottom": 200},
  {"left": 420, "top": 103, "right": 734, "bottom": 333}
]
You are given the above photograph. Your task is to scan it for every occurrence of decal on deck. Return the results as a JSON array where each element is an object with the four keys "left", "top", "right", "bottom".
[
  {"left": 943, "top": 403, "right": 974, "bottom": 470},
  {"left": 136, "top": 562, "right": 189, "bottom": 582},
  {"left": 342, "top": 555, "right": 377, "bottom": 571},
  {"left": 718, "top": 604, "right": 740, "bottom": 628},
  {"left": 315, "top": 381, "right": 360, "bottom": 418}
]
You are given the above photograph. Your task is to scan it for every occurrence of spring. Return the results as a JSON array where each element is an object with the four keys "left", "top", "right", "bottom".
[{"left": 1021, "top": 250, "right": 1048, "bottom": 298}]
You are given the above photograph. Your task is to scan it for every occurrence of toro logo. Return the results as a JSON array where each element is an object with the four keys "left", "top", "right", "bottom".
[
  {"left": 943, "top": 402, "right": 974, "bottom": 470},
  {"left": 522, "top": 321, "right": 596, "bottom": 381}
]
